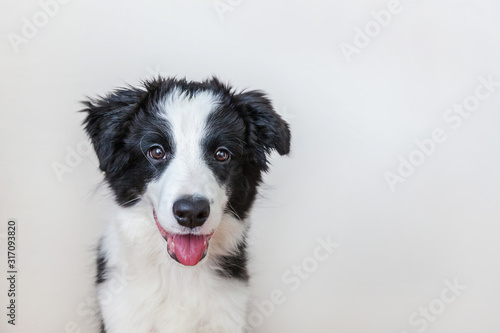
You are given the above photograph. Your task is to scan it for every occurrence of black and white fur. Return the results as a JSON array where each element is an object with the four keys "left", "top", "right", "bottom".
[{"left": 82, "top": 77, "right": 290, "bottom": 333}]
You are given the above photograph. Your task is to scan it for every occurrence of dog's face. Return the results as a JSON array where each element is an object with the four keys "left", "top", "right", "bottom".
[{"left": 83, "top": 78, "right": 290, "bottom": 266}]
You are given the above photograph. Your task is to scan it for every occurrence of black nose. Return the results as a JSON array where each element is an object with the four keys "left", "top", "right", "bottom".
[{"left": 172, "top": 196, "right": 210, "bottom": 229}]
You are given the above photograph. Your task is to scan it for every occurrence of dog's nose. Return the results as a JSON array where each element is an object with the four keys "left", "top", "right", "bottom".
[{"left": 172, "top": 196, "right": 210, "bottom": 229}]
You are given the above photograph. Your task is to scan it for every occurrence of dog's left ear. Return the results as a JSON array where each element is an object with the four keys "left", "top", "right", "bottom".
[
  {"left": 81, "top": 86, "right": 148, "bottom": 174},
  {"left": 235, "top": 90, "right": 291, "bottom": 169}
]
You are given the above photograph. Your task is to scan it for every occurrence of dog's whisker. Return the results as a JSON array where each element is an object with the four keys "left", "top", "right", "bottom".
[
  {"left": 226, "top": 202, "right": 243, "bottom": 220},
  {"left": 138, "top": 132, "right": 164, "bottom": 169},
  {"left": 121, "top": 196, "right": 142, "bottom": 206}
]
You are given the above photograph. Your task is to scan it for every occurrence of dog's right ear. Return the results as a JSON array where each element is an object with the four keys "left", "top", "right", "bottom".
[{"left": 81, "top": 86, "right": 148, "bottom": 173}]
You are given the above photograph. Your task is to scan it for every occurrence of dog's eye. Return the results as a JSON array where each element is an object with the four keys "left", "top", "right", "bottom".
[
  {"left": 148, "top": 146, "right": 166, "bottom": 160},
  {"left": 214, "top": 148, "right": 231, "bottom": 162}
]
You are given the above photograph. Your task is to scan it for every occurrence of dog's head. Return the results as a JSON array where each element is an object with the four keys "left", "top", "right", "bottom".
[{"left": 82, "top": 77, "right": 290, "bottom": 266}]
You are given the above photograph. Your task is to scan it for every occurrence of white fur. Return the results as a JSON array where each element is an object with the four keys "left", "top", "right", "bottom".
[
  {"left": 150, "top": 89, "right": 227, "bottom": 237},
  {"left": 98, "top": 90, "right": 249, "bottom": 333}
]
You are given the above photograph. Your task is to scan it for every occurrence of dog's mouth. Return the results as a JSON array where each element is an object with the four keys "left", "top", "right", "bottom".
[{"left": 154, "top": 210, "right": 214, "bottom": 266}]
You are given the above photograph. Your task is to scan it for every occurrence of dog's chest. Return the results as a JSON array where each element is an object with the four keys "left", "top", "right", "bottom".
[{"left": 99, "top": 258, "right": 249, "bottom": 333}]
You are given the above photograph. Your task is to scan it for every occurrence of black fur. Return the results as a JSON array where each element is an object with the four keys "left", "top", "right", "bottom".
[
  {"left": 96, "top": 245, "right": 107, "bottom": 284},
  {"left": 214, "top": 239, "right": 249, "bottom": 281},
  {"left": 82, "top": 77, "right": 290, "bottom": 213},
  {"left": 96, "top": 243, "right": 108, "bottom": 332},
  {"left": 82, "top": 77, "right": 290, "bottom": 284},
  {"left": 100, "top": 318, "right": 106, "bottom": 333},
  {"left": 82, "top": 84, "right": 175, "bottom": 206}
]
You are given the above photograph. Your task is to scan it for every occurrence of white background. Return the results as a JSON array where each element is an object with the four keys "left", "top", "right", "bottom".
[{"left": 1, "top": 0, "right": 500, "bottom": 332}]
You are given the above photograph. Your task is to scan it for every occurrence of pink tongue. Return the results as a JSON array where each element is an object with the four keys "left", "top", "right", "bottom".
[{"left": 173, "top": 234, "right": 206, "bottom": 266}]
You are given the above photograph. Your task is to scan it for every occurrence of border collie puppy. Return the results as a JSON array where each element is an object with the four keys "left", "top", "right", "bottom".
[{"left": 82, "top": 77, "right": 291, "bottom": 333}]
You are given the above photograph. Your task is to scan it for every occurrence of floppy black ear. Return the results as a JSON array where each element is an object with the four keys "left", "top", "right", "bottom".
[
  {"left": 81, "top": 86, "right": 147, "bottom": 173},
  {"left": 235, "top": 90, "right": 291, "bottom": 169}
]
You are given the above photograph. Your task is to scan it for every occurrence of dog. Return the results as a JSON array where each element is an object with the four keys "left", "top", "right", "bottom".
[{"left": 82, "top": 77, "right": 291, "bottom": 333}]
